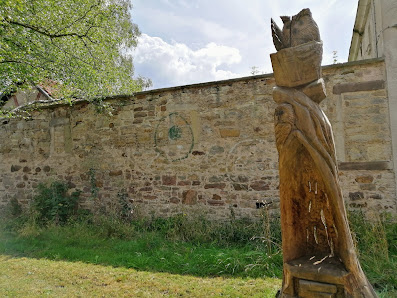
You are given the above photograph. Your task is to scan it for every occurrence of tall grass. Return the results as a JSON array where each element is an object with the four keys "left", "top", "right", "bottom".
[
  {"left": 0, "top": 194, "right": 396, "bottom": 295},
  {"left": 348, "top": 211, "right": 397, "bottom": 295},
  {"left": 0, "top": 208, "right": 283, "bottom": 279}
]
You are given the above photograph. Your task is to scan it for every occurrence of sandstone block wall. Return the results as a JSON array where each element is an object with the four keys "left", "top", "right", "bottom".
[{"left": 1, "top": 58, "right": 395, "bottom": 218}]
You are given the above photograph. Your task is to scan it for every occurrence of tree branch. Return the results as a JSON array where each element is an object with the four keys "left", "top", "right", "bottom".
[
  {"left": 54, "top": 1, "right": 102, "bottom": 35},
  {"left": 49, "top": 39, "right": 99, "bottom": 69},
  {"left": 0, "top": 59, "right": 46, "bottom": 71},
  {"left": 0, "top": 60, "right": 22, "bottom": 64},
  {"left": 9, "top": 20, "right": 89, "bottom": 39}
]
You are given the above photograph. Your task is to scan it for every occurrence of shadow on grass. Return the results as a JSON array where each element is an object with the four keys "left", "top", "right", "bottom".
[{"left": 0, "top": 226, "right": 283, "bottom": 279}]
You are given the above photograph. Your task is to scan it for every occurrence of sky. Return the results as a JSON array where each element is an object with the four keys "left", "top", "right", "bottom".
[{"left": 131, "top": 0, "right": 358, "bottom": 90}]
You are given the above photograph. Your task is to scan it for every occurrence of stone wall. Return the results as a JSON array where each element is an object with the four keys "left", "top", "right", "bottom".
[{"left": 1, "top": 58, "right": 395, "bottom": 218}]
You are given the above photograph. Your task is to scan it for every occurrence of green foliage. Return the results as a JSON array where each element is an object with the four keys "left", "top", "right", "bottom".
[
  {"left": 77, "top": 187, "right": 134, "bottom": 238},
  {"left": 0, "top": 213, "right": 283, "bottom": 279},
  {"left": 5, "top": 197, "right": 23, "bottom": 218},
  {"left": 250, "top": 66, "right": 262, "bottom": 75},
  {"left": 80, "top": 214, "right": 137, "bottom": 239},
  {"left": 32, "top": 181, "right": 81, "bottom": 225},
  {"left": 0, "top": 198, "right": 24, "bottom": 232},
  {"left": 88, "top": 168, "right": 99, "bottom": 198},
  {"left": 117, "top": 188, "right": 133, "bottom": 222},
  {"left": 1, "top": 204, "right": 395, "bottom": 295},
  {"left": 332, "top": 50, "right": 338, "bottom": 64},
  {"left": 247, "top": 206, "right": 282, "bottom": 255},
  {"left": 349, "top": 211, "right": 397, "bottom": 294},
  {"left": 0, "top": 0, "right": 151, "bottom": 99},
  {"left": 122, "top": 209, "right": 282, "bottom": 256}
]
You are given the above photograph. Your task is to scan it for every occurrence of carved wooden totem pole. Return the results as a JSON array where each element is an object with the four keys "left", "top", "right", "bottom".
[{"left": 270, "top": 9, "right": 376, "bottom": 298}]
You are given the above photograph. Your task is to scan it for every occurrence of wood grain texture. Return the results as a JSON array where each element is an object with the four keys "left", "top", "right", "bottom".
[
  {"left": 271, "top": 8, "right": 376, "bottom": 298},
  {"left": 273, "top": 87, "right": 376, "bottom": 297}
]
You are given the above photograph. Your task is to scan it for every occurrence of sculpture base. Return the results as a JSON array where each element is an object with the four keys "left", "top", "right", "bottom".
[{"left": 280, "top": 254, "right": 355, "bottom": 298}]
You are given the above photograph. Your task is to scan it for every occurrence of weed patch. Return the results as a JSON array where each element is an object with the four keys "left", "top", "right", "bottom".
[{"left": 348, "top": 211, "right": 397, "bottom": 295}]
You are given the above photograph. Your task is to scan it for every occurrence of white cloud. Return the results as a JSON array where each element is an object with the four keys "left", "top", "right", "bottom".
[
  {"left": 132, "top": 0, "right": 358, "bottom": 88},
  {"left": 134, "top": 34, "right": 243, "bottom": 88}
]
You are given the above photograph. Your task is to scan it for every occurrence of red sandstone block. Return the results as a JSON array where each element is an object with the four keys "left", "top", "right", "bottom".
[
  {"left": 170, "top": 197, "right": 180, "bottom": 204},
  {"left": 162, "top": 175, "right": 176, "bottom": 186},
  {"left": 207, "top": 200, "right": 224, "bottom": 206},
  {"left": 16, "top": 182, "right": 25, "bottom": 188},
  {"left": 212, "top": 194, "right": 221, "bottom": 200},
  {"left": 204, "top": 183, "right": 226, "bottom": 189},
  {"left": 182, "top": 190, "right": 197, "bottom": 205},
  {"left": 134, "top": 112, "right": 147, "bottom": 118},
  {"left": 250, "top": 181, "right": 269, "bottom": 191},
  {"left": 178, "top": 180, "right": 191, "bottom": 186},
  {"left": 139, "top": 187, "right": 152, "bottom": 192},
  {"left": 109, "top": 170, "right": 122, "bottom": 176},
  {"left": 133, "top": 119, "right": 143, "bottom": 124},
  {"left": 233, "top": 183, "right": 248, "bottom": 191}
]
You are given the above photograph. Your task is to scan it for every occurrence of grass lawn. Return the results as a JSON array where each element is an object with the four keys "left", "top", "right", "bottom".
[
  {"left": 0, "top": 208, "right": 395, "bottom": 297},
  {"left": 0, "top": 255, "right": 281, "bottom": 297},
  {"left": 0, "top": 222, "right": 282, "bottom": 297}
]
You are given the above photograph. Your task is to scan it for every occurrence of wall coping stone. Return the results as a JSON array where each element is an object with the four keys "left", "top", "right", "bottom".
[{"left": 0, "top": 58, "right": 385, "bottom": 117}]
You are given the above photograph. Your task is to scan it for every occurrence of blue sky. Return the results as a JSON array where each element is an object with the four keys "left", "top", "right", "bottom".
[{"left": 131, "top": 0, "right": 358, "bottom": 89}]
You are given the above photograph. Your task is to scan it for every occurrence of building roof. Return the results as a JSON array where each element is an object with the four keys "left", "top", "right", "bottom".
[{"left": 349, "top": 0, "right": 371, "bottom": 61}]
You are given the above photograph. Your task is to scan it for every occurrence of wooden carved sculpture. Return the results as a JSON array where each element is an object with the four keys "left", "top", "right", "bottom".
[{"left": 270, "top": 9, "right": 376, "bottom": 298}]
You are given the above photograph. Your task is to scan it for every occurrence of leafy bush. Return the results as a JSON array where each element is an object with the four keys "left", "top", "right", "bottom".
[
  {"left": 2, "top": 197, "right": 23, "bottom": 219},
  {"left": 33, "top": 181, "right": 81, "bottom": 225},
  {"left": 9, "top": 198, "right": 23, "bottom": 217}
]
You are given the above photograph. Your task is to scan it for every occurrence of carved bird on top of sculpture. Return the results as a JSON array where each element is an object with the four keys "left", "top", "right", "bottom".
[
  {"left": 271, "top": 8, "right": 320, "bottom": 51},
  {"left": 269, "top": 8, "right": 324, "bottom": 89}
]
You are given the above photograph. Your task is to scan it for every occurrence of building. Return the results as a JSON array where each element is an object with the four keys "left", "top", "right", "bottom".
[
  {"left": 349, "top": 0, "right": 397, "bottom": 198},
  {"left": 0, "top": 81, "right": 59, "bottom": 110}
]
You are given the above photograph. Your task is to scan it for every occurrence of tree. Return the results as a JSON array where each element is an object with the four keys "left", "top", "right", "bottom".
[
  {"left": 250, "top": 66, "right": 263, "bottom": 76},
  {"left": 0, "top": 0, "right": 150, "bottom": 100}
]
